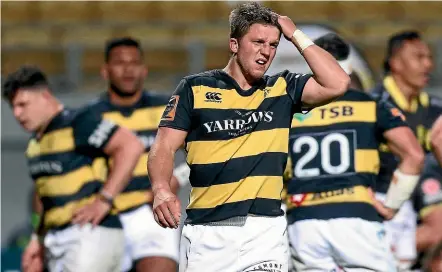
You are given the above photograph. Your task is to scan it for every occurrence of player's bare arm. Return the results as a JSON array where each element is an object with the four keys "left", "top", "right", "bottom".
[
  {"left": 276, "top": 15, "right": 349, "bottom": 108},
  {"left": 22, "top": 187, "right": 44, "bottom": 272},
  {"left": 430, "top": 115, "right": 442, "bottom": 167},
  {"left": 416, "top": 206, "right": 442, "bottom": 252},
  {"left": 373, "top": 127, "right": 425, "bottom": 219},
  {"left": 73, "top": 127, "right": 144, "bottom": 226},
  {"left": 148, "top": 127, "right": 187, "bottom": 229}
]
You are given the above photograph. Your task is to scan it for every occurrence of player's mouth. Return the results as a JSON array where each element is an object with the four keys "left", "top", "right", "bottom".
[{"left": 256, "top": 58, "right": 268, "bottom": 68}]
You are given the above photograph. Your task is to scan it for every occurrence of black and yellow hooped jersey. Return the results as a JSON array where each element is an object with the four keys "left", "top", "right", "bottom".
[
  {"left": 372, "top": 76, "right": 442, "bottom": 193},
  {"left": 86, "top": 92, "right": 168, "bottom": 213},
  {"left": 284, "top": 89, "right": 407, "bottom": 224},
  {"left": 159, "top": 69, "right": 311, "bottom": 224},
  {"left": 26, "top": 108, "right": 121, "bottom": 232}
]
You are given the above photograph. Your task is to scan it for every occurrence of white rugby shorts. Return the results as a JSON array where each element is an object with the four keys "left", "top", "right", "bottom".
[
  {"left": 288, "top": 218, "right": 397, "bottom": 272},
  {"left": 119, "top": 204, "right": 180, "bottom": 272},
  {"left": 375, "top": 192, "right": 417, "bottom": 265},
  {"left": 180, "top": 215, "right": 288, "bottom": 272},
  {"left": 44, "top": 224, "right": 124, "bottom": 272}
]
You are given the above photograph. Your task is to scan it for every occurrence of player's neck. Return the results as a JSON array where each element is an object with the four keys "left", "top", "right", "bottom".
[
  {"left": 108, "top": 89, "right": 142, "bottom": 107},
  {"left": 37, "top": 101, "right": 64, "bottom": 139},
  {"left": 223, "top": 58, "right": 256, "bottom": 90},
  {"left": 391, "top": 73, "right": 419, "bottom": 102}
]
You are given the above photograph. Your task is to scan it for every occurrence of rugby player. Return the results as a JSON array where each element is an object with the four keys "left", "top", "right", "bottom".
[
  {"left": 284, "top": 33, "right": 424, "bottom": 272},
  {"left": 372, "top": 30, "right": 442, "bottom": 268},
  {"left": 411, "top": 153, "right": 442, "bottom": 270},
  {"left": 2, "top": 66, "right": 144, "bottom": 272},
  {"left": 86, "top": 37, "right": 187, "bottom": 272},
  {"left": 430, "top": 116, "right": 442, "bottom": 166},
  {"left": 148, "top": 2, "right": 349, "bottom": 271}
]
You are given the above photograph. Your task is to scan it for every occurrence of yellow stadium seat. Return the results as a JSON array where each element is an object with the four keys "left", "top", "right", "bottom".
[
  {"left": 360, "top": 23, "right": 421, "bottom": 41},
  {"left": 335, "top": 2, "right": 400, "bottom": 22},
  {"left": 2, "top": 26, "right": 52, "bottom": 47},
  {"left": 158, "top": 2, "right": 228, "bottom": 23},
  {"left": 182, "top": 26, "right": 230, "bottom": 45},
  {"left": 98, "top": 2, "right": 162, "bottom": 23},
  {"left": 144, "top": 48, "right": 188, "bottom": 73},
  {"left": 1, "top": 50, "right": 65, "bottom": 75},
  {"left": 36, "top": 2, "right": 100, "bottom": 24},
  {"left": 125, "top": 25, "right": 179, "bottom": 45},
  {"left": 58, "top": 26, "right": 117, "bottom": 47},
  {"left": 1, "top": 1, "right": 36, "bottom": 25},
  {"left": 270, "top": 2, "right": 336, "bottom": 22},
  {"left": 401, "top": 2, "right": 442, "bottom": 21},
  {"left": 205, "top": 46, "right": 230, "bottom": 70}
]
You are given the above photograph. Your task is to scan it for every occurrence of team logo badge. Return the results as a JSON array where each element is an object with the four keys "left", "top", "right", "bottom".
[
  {"left": 422, "top": 178, "right": 441, "bottom": 195},
  {"left": 162, "top": 95, "right": 179, "bottom": 121},
  {"left": 205, "top": 92, "right": 222, "bottom": 103}
]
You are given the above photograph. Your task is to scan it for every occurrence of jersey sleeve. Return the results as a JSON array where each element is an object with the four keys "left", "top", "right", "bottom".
[
  {"left": 159, "top": 79, "right": 194, "bottom": 132},
  {"left": 72, "top": 108, "right": 119, "bottom": 157},
  {"left": 375, "top": 99, "right": 408, "bottom": 142},
  {"left": 412, "top": 155, "right": 442, "bottom": 219},
  {"left": 283, "top": 70, "right": 312, "bottom": 113}
]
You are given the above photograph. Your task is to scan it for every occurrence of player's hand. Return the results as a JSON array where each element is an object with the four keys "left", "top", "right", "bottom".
[
  {"left": 153, "top": 188, "right": 181, "bottom": 229},
  {"left": 368, "top": 188, "right": 397, "bottom": 220},
  {"left": 273, "top": 13, "right": 297, "bottom": 40},
  {"left": 22, "top": 238, "right": 44, "bottom": 272},
  {"left": 72, "top": 197, "right": 111, "bottom": 227}
]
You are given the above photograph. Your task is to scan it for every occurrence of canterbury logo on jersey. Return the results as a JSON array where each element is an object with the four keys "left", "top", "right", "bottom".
[
  {"left": 205, "top": 92, "right": 222, "bottom": 103},
  {"left": 88, "top": 119, "right": 116, "bottom": 148},
  {"left": 203, "top": 111, "right": 274, "bottom": 134}
]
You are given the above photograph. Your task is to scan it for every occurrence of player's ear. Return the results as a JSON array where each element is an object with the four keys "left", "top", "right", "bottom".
[
  {"left": 229, "top": 38, "right": 239, "bottom": 54},
  {"left": 142, "top": 65, "right": 148, "bottom": 78},
  {"left": 100, "top": 64, "right": 109, "bottom": 80}
]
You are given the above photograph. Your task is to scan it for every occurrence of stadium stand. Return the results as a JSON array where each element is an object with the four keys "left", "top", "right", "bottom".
[{"left": 1, "top": 1, "right": 441, "bottom": 92}]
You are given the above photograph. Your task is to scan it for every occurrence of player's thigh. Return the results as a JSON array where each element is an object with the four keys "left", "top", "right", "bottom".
[
  {"left": 135, "top": 256, "right": 177, "bottom": 272},
  {"left": 328, "top": 218, "right": 396, "bottom": 272},
  {"left": 120, "top": 205, "right": 180, "bottom": 264},
  {"left": 64, "top": 225, "right": 124, "bottom": 272},
  {"left": 287, "top": 219, "right": 337, "bottom": 272},
  {"left": 179, "top": 223, "right": 238, "bottom": 272},
  {"left": 240, "top": 216, "right": 289, "bottom": 272}
]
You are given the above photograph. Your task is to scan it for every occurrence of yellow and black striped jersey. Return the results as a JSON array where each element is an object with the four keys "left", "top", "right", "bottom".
[
  {"left": 85, "top": 92, "right": 168, "bottom": 213},
  {"left": 285, "top": 89, "right": 407, "bottom": 224},
  {"left": 372, "top": 76, "right": 442, "bottom": 193},
  {"left": 159, "top": 69, "right": 312, "bottom": 224},
  {"left": 26, "top": 108, "right": 121, "bottom": 232}
]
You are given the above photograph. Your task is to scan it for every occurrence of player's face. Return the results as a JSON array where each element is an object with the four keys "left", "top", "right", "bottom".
[
  {"left": 11, "top": 89, "right": 49, "bottom": 132},
  {"left": 104, "top": 46, "right": 147, "bottom": 95},
  {"left": 395, "top": 39, "right": 433, "bottom": 90},
  {"left": 234, "top": 23, "right": 280, "bottom": 81}
]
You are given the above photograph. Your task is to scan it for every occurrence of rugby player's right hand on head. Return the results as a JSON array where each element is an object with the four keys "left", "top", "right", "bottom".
[
  {"left": 22, "top": 238, "right": 44, "bottom": 272},
  {"left": 273, "top": 12, "right": 297, "bottom": 41},
  {"left": 153, "top": 188, "right": 181, "bottom": 229}
]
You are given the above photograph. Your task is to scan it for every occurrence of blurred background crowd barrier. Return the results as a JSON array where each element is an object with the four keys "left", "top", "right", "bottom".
[{"left": 1, "top": 1, "right": 442, "bottom": 271}]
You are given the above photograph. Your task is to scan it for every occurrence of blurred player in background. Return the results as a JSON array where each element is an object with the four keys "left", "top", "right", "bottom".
[
  {"left": 148, "top": 2, "right": 349, "bottom": 271},
  {"left": 411, "top": 153, "right": 442, "bottom": 270},
  {"left": 284, "top": 33, "right": 424, "bottom": 271},
  {"left": 267, "top": 24, "right": 375, "bottom": 92},
  {"left": 371, "top": 30, "right": 442, "bottom": 269},
  {"left": 85, "top": 37, "right": 188, "bottom": 272},
  {"left": 2, "top": 66, "right": 144, "bottom": 272}
]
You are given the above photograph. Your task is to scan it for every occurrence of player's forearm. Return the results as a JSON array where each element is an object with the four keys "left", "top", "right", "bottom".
[
  {"left": 148, "top": 142, "right": 175, "bottom": 194},
  {"left": 293, "top": 37, "right": 349, "bottom": 96},
  {"left": 103, "top": 141, "right": 144, "bottom": 197},
  {"left": 416, "top": 223, "right": 442, "bottom": 252}
]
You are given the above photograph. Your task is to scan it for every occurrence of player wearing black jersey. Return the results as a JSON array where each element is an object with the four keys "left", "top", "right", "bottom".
[
  {"left": 148, "top": 2, "right": 349, "bottom": 272},
  {"left": 372, "top": 30, "right": 442, "bottom": 268},
  {"left": 411, "top": 154, "right": 442, "bottom": 270},
  {"left": 284, "top": 33, "right": 424, "bottom": 272},
  {"left": 87, "top": 37, "right": 186, "bottom": 272},
  {"left": 2, "top": 66, "right": 144, "bottom": 272}
]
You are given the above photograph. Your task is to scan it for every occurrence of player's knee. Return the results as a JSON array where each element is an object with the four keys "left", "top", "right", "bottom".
[{"left": 135, "top": 256, "right": 177, "bottom": 272}]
